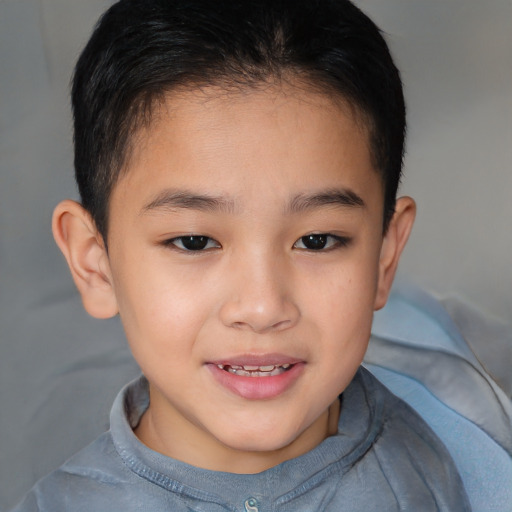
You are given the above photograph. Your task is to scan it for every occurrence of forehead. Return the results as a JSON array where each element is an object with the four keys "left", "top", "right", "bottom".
[{"left": 113, "top": 82, "right": 382, "bottom": 215}]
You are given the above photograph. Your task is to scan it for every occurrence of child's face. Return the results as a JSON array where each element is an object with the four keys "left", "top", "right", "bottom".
[{"left": 82, "top": 83, "right": 412, "bottom": 472}]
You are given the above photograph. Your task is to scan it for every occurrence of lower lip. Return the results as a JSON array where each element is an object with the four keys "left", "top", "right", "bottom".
[{"left": 207, "top": 363, "right": 304, "bottom": 400}]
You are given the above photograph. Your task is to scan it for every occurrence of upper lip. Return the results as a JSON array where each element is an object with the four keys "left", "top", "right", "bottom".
[{"left": 208, "top": 353, "right": 304, "bottom": 367}]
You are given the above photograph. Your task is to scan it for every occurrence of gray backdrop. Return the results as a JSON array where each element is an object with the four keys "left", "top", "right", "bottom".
[{"left": 1, "top": 0, "right": 511, "bottom": 509}]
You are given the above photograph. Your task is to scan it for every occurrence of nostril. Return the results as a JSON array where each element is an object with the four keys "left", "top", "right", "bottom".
[
  {"left": 219, "top": 289, "right": 300, "bottom": 333},
  {"left": 271, "top": 319, "right": 291, "bottom": 331}
]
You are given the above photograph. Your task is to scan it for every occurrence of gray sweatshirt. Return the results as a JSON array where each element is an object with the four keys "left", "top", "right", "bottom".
[{"left": 11, "top": 367, "right": 470, "bottom": 511}]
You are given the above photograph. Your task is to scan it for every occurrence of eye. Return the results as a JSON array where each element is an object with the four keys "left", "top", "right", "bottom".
[
  {"left": 293, "top": 234, "right": 351, "bottom": 251},
  {"left": 166, "top": 235, "right": 221, "bottom": 251}
]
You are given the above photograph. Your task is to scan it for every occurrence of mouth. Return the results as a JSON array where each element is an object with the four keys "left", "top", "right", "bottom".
[
  {"left": 207, "top": 356, "right": 304, "bottom": 399},
  {"left": 216, "top": 363, "right": 293, "bottom": 377}
]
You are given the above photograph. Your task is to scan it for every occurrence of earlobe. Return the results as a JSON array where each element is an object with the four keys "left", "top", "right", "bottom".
[
  {"left": 374, "top": 196, "right": 416, "bottom": 310},
  {"left": 52, "top": 200, "right": 119, "bottom": 319}
]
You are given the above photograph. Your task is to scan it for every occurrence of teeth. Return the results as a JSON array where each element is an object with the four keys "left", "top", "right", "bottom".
[{"left": 217, "top": 363, "right": 293, "bottom": 377}]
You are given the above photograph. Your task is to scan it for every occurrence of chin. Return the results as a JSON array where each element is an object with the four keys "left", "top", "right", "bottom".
[{"left": 217, "top": 423, "right": 302, "bottom": 455}]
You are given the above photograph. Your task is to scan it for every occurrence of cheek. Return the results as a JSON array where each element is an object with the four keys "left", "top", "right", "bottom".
[
  {"left": 111, "top": 258, "right": 214, "bottom": 363},
  {"left": 306, "top": 252, "right": 380, "bottom": 317},
  {"left": 301, "top": 254, "right": 379, "bottom": 359}
]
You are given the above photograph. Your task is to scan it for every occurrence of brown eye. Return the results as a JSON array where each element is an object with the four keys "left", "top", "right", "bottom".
[
  {"left": 293, "top": 234, "right": 351, "bottom": 251},
  {"left": 300, "top": 234, "right": 328, "bottom": 250},
  {"left": 167, "top": 236, "right": 220, "bottom": 251}
]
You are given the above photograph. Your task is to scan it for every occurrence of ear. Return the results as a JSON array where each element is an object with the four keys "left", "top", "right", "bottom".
[
  {"left": 374, "top": 196, "right": 416, "bottom": 310},
  {"left": 52, "top": 200, "right": 119, "bottom": 319}
]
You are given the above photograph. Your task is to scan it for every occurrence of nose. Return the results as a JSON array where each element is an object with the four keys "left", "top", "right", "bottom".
[{"left": 219, "top": 252, "right": 300, "bottom": 334}]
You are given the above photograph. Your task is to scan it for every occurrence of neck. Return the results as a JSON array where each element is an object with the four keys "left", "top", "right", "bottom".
[{"left": 134, "top": 391, "right": 341, "bottom": 474}]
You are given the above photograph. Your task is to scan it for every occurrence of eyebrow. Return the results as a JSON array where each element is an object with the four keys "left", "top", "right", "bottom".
[
  {"left": 140, "top": 187, "right": 365, "bottom": 216},
  {"left": 286, "top": 188, "right": 365, "bottom": 213},
  {"left": 141, "top": 190, "right": 237, "bottom": 215}
]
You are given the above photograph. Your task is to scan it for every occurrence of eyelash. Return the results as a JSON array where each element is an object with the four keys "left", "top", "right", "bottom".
[
  {"left": 293, "top": 234, "right": 352, "bottom": 251},
  {"left": 162, "top": 234, "right": 351, "bottom": 253},
  {"left": 163, "top": 235, "right": 221, "bottom": 252}
]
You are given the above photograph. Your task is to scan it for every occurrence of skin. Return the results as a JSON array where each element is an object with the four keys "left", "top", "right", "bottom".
[{"left": 53, "top": 82, "right": 415, "bottom": 474}]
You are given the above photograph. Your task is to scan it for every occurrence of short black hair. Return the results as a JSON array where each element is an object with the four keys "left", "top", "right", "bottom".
[{"left": 72, "top": 0, "right": 405, "bottom": 238}]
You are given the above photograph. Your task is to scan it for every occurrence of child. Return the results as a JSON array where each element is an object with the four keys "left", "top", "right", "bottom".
[{"left": 11, "top": 0, "right": 471, "bottom": 510}]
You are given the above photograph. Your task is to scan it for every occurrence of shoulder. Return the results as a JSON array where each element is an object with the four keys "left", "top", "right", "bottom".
[
  {"left": 354, "top": 367, "right": 455, "bottom": 459},
  {"left": 8, "top": 433, "right": 132, "bottom": 512},
  {"left": 8, "top": 432, "right": 187, "bottom": 512},
  {"left": 345, "top": 368, "right": 472, "bottom": 511},
  {"left": 365, "top": 283, "right": 512, "bottom": 510}
]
